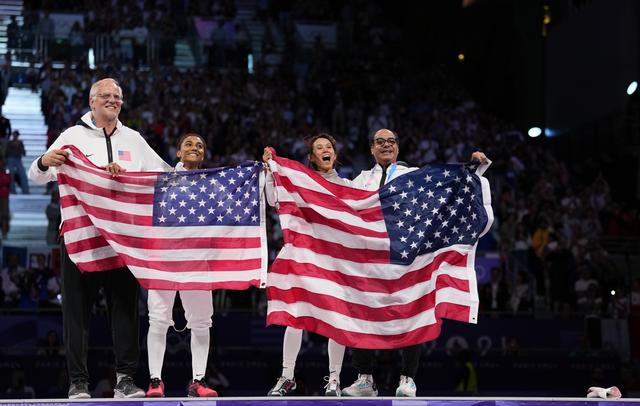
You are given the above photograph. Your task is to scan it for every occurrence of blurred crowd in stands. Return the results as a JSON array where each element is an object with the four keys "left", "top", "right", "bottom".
[
  {"left": 0, "top": 252, "right": 60, "bottom": 309},
  {"left": 0, "top": 0, "right": 638, "bottom": 400},
  {"left": 0, "top": 0, "right": 636, "bottom": 327}
]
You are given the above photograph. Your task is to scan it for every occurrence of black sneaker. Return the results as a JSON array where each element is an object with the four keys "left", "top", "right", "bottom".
[
  {"left": 267, "top": 376, "right": 296, "bottom": 396},
  {"left": 68, "top": 381, "right": 91, "bottom": 399},
  {"left": 114, "top": 376, "right": 145, "bottom": 398}
]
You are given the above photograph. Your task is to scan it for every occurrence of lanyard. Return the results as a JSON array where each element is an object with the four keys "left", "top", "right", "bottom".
[{"left": 366, "top": 162, "right": 397, "bottom": 189}]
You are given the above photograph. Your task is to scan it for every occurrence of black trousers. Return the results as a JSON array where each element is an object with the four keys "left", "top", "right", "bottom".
[
  {"left": 351, "top": 344, "right": 422, "bottom": 378},
  {"left": 61, "top": 241, "right": 140, "bottom": 384}
]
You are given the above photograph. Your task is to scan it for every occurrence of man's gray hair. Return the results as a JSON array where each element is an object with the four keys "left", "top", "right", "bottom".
[{"left": 89, "top": 78, "right": 122, "bottom": 100}]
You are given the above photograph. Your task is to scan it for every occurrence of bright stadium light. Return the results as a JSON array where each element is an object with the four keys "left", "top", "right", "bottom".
[
  {"left": 248, "top": 54, "right": 254, "bottom": 75},
  {"left": 528, "top": 127, "right": 542, "bottom": 138},
  {"left": 88, "top": 48, "right": 95, "bottom": 70},
  {"left": 627, "top": 81, "right": 638, "bottom": 95}
]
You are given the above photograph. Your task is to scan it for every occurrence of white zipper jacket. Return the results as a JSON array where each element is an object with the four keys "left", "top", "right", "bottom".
[
  {"left": 352, "top": 162, "right": 417, "bottom": 191},
  {"left": 29, "top": 111, "right": 171, "bottom": 184}
]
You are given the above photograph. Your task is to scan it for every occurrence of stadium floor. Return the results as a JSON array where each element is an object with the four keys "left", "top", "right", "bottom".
[{"left": 0, "top": 397, "right": 637, "bottom": 405}]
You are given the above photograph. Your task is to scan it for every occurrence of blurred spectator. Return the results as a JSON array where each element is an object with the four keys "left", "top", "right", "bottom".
[
  {"left": 45, "top": 264, "right": 61, "bottom": 307},
  {"left": 18, "top": 279, "right": 41, "bottom": 308},
  {"left": 68, "top": 22, "right": 85, "bottom": 60},
  {"left": 0, "top": 108, "right": 11, "bottom": 154},
  {"left": 132, "top": 23, "right": 149, "bottom": 67},
  {"left": 20, "top": 11, "right": 37, "bottom": 52},
  {"left": 574, "top": 268, "right": 599, "bottom": 312},
  {"left": 454, "top": 349, "right": 478, "bottom": 394},
  {"left": 480, "top": 267, "right": 509, "bottom": 313},
  {"left": 0, "top": 158, "right": 11, "bottom": 238},
  {"left": 4, "top": 370, "right": 35, "bottom": 399},
  {"left": 508, "top": 225, "right": 531, "bottom": 285},
  {"left": 37, "top": 329, "right": 64, "bottom": 356},
  {"left": 6, "top": 131, "right": 29, "bottom": 194},
  {"left": 25, "top": 61, "right": 38, "bottom": 92},
  {"left": 7, "top": 16, "right": 19, "bottom": 53},
  {"left": 509, "top": 271, "right": 531, "bottom": 313},
  {"left": 1, "top": 253, "right": 24, "bottom": 306},
  {"left": 37, "top": 11, "right": 54, "bottom": 39},
  {"left": 583, "top": 283, "right": 603, "bottom": 317},
  {"left": 545, "top": 236, "right": 574, "bottom": 313},
  {"left": 502, "top": 336, "right": 521, "bottom": 356},
  {"left": 531, "top": 218, "right": 550, "bottom": 298},
  {"left": 608, "top": 286, "right": 629, "bottom": 319},
  {"left": 45, "top": 189, "right": 61, "bottom": 244},
  {"left": 0, "top": 52, "right": 10, "bottom": 106},
  {"left": 499, "top": 211, "right": 517, "bottom": 246}
]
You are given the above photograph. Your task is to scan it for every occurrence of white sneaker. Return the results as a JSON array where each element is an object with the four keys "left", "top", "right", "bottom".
[
  {"left": 396, "top": 375, "right": 417, "bottom": 397},
  {"left": 341, "top": 374, "right": 378, "bottom": 397},
  {"left": 324, "top": 376, "right": 341, "bottom": 396},
  {"left": 267, "top": 376, "right": 296, "bottom": 396}
]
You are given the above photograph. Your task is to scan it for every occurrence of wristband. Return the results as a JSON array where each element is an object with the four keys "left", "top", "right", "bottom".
[{"left": 37, "top": 155, "right": 49, "bottom": 171}]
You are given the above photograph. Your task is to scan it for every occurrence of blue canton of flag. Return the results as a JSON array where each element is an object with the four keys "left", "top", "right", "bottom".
[
  {"left": 380, "top": 163, "right": 489, "bottom": 265},
  {"left": 152, "top": 162, "right": 262, "bottom": 227}
]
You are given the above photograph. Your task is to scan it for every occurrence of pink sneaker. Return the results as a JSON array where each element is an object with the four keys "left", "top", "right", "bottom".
[
  {"left": 146, "top": 378, "right": 164, "bottom": 398},
  {"left": 188, "top": 379, "right": 218, "bottom": 397}
]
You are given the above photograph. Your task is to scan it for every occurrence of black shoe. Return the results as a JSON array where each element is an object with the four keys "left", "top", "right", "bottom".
[
  {"left": 68, "top": 381, "right": 91, "bottom": 399},
  {"left": 114, "top": 376, "right": 145, "bottom": 398}
]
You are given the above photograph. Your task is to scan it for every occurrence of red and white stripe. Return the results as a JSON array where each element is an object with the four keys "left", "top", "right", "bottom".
[
  {"left": 266, "top": 155, "right": 482, "bottom": 349},
  {"left": 57, "top": 145, "right": 267, "bottom": 291}
]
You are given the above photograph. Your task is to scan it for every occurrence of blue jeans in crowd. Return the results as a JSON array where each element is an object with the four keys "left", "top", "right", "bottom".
[{"left": 7, "top": 156, "right": 29, "bottom": 194}]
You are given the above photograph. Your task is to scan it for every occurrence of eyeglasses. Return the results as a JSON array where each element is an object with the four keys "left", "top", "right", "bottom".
[
  {"left": 95, "top": 93, "right": 123, "bottom": 102},
  {"left": 374, "top": 137, "right": 398, "bottom": 146}
]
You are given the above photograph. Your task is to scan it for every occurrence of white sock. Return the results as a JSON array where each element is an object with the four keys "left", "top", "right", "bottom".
[
  {"left": 191, "top": 328, "right": 210, "bottom": 381},
  {"left": 147, "top": 325, "right": 168, "bottom": 379},
  {"left": 327, "top": 339, "right": 345, "bottom": 382},
  {"left": 282, "top": 327, "right": 302, "bottom": 379}
]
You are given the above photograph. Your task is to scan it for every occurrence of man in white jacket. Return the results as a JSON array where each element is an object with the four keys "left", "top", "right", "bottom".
[
  {"left": 29, "top": 78, "right": 171, "bottom": 399},
  {"left": 343, "top": 128, "right": 487, "bottom": 397}
]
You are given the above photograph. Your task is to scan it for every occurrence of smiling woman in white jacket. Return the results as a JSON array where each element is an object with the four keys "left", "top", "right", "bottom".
[
  {"left": 262, "top": 133, "right": 349, "bottom": 397},
  {"left": 145, "top": 133, "right": 218, "bottom": 399}
]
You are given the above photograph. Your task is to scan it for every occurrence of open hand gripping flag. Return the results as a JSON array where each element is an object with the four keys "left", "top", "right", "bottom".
[
  {"left": 266, "top": 153, "right": 493, "bottom": 349},
  {"left": 57, "top": 145, "right": 268, "bottom": 290}
]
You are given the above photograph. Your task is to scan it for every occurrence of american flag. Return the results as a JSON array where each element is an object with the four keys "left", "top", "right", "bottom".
[
  {"left": 266, "top": 154, "right": 493, "bottom": 349},
  {"left": 118, "top": 149, "right": 132, "bottom": 161},
  {"left": 57, "top": 145, "right": 268, "bottom": 291}
]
